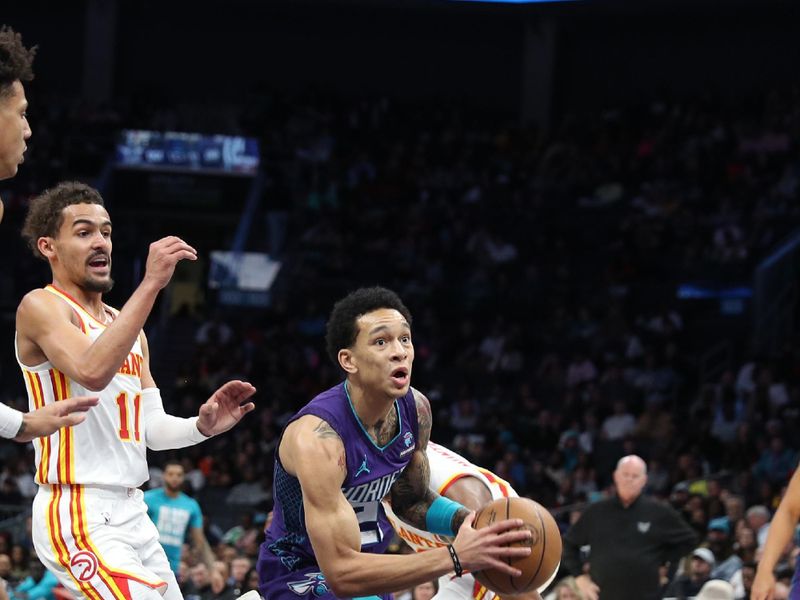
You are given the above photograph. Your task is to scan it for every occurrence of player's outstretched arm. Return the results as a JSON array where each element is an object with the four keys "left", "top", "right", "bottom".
[
  {"left": 195, "top": 380, "right": 256, "bottom": 437},
  {"left": 753, "top": 467, "right": 800, "bottom": 600},
  {"left": 287, "top": 415, "right": 532, "bottom": 598},
  {"left": 139, "top": 333, "right": 254, "bottom": 449},
  {"left": 14, "top": 396, "right": 99, "bottom": 442},
  {"left": 16, "top": 236, "right": 196, "bottom": 391}
]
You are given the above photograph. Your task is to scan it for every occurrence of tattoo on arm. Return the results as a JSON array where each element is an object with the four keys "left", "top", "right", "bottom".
[
  {"left": 452, "top": 507, "right": 470, "bottom": 531},
  {"left": 412, "top": 388, "right": 432, "bottom": 449},
  {"left": 390, "top": 448, "right": 436, "bottom": 529},
  {"left": 312, "top": 420, "right": 341, "bottom": 440}
]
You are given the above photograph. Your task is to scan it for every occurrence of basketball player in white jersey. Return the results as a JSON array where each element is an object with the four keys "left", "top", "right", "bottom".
[
  {"left": 15, "top": 181, "right": 256, "bottom": 600},
  {"left": 0, "top": 26, "right": 99, "bottom": 442},
  {"left": 385, "top": 442, "right": 550, "bottom": 600}
]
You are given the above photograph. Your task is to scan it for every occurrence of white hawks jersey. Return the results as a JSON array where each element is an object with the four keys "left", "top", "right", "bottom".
[
  {"left": 383, "top": 441, "right": 518, "bottom": 552},
  {"left": 15, "top": 285, "right": 148, "bottom": 487}
]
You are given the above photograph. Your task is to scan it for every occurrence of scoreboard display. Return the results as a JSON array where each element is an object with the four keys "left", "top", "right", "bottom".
[{"left": 115, "top": 130, "right": 260, "bottom": 177}]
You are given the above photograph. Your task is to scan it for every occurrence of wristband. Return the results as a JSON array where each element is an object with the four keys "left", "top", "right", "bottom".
[
  {"left": 447, "top": 544, "right": 463, "bottom": 577},
  {"left": 426, "top": 496, "right": 464, "bottom": 536},
  {"left": 0, "top": 404, "right": 24, "bottom": 439}
]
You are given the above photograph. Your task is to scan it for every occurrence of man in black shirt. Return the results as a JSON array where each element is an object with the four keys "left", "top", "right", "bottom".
[{"left": 561, "top": 455, "right": 697, "bottom": 600}]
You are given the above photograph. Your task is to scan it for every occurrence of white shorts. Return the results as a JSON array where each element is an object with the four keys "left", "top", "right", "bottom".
[{"left": 32, "top": 484, "right": 180, "bottom": 600}]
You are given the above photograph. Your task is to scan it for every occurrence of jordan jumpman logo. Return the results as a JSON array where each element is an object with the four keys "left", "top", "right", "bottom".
[{"left": 355, "top": 455, "right": 370, "bottom": 478}]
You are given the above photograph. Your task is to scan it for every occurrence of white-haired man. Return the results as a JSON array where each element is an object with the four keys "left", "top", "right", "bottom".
[{"left": 561, "top": 455, "right": 697, "bottom": 600}]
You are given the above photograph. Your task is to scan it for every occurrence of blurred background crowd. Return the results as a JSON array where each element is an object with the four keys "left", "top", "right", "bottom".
[{"left": 1, "top": 0, "right": 800, "bottom": 599}]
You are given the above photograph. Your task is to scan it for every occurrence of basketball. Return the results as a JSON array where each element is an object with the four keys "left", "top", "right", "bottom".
[{"left": 472, "top": 497, "right": 562, "bottom": 595}]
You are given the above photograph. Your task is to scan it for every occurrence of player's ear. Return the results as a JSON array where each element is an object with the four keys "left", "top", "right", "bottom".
[
  {"left": 37, "top": 236, "right": 56, "bottom": 259},
  {"left": 338, "top": 349, "right": 357, "bottom": 374}
]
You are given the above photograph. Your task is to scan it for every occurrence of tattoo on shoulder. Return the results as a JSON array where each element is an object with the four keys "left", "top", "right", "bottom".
[
  {"left": 313, "top": 420, "right": 341, "bottom": 440},
  {"left": 337, "top": 453, "right": 346, "bottom": 473},
  {"left": 412, "top": 389, "right": 432, "bottom": 446},
  {"left": 15, "top": 420, "right": 26, "bottom": 438}
]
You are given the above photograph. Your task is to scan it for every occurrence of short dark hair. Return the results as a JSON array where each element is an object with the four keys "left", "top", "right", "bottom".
[
  {"left": 0, "top": 27, "right": 36, "bottom": 100},
  {"left": 21, "top": 181, "right": 105, "bottom": 260},
  {"left": 325, "top": 286, "right": 412, "bottom": 366}
]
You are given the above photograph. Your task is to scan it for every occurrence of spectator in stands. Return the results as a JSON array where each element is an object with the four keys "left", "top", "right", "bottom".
[
  {"left": 694, "top": 579, "right": 735, "bottom": 600},
  {"left": 7, "top": 548, "right": 27, "bottom": 584},
  {"left": 664, "top": 547, "right": 716, "bottom": 599},
  {"left": 11, "top": 558, "right": 57, "bottom": 600},
  {"left": 144, "top": 460, "right": 216, "bottom": 575},
  {"left": 707, "top": 517, "right": 742, "bottom": 581},
  {"left": 730, "top": 560, "right": 756, "bottom": 599},
  {"left": 222, "top": 513, "right": 260, "bottom": 556},
  {"left": 228, "top": 556, "right": 251, "bottom": 593},
  {"left": 732, "top": 526, "right": 757, "bottom": 565},
  {"left": 224, "top": 466, "right": 271, "bottom": 508},
  {"left": 239, "top": 568, "right": 260, "bottom": 595},
  {"left": 410, "top": 580, "right": 438, "bottom": 600},
  {"left": 184, "top": 562, "right": 236, "bottom": 600},
  {"left": 745, "top": 505, "right": 771, "bottom": 549},
  {"left": 600, "top": 401, "right": 636, "bottom": 442},
  {"left": 0, "top": 556, "right": 10, "bottom": 588},
  {"left": 0, "top": 480, "right": 21, "bottom": 506},
  {"left": 754, "top": 437, "right": 796, "bottom": 485},
  {"left": 724, "top": 495, "right": 746, "bottom": 530},
  {"left": 545, "top": 577, "right": 583, "bottom": 600}
]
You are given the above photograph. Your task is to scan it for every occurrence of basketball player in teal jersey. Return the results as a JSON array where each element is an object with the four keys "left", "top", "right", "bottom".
[{"left": 0, "top": 26, "right": 98, "bottom": 441}]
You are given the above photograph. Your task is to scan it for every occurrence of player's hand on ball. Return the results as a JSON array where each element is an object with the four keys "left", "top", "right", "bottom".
[
  {"left": 196, "top": 380, "right": 256, "bottom": 436},
  {"left": 451, "top": 511, "right": 532, "bottom": 577}
]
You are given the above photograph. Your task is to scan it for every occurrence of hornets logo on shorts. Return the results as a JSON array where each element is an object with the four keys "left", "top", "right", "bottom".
[
  {"left": 268, "top": 533, "right": 307, "bottom": 571},
  {"left": 287, "top": 572, "right": 329, "bottom": 597}
]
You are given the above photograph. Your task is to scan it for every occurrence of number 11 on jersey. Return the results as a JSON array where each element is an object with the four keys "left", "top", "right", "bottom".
[{"left": 115, "top": 392, "right": 141, "bottom": 442}]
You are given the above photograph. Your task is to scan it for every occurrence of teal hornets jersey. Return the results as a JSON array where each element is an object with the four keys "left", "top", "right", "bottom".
[{"left": 144, "top": 488, "right": 203, "bottom": 572}]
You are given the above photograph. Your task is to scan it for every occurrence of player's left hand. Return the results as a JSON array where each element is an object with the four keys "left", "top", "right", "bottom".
[{"left": 196, "top": 380, "right": 256, "bottom": 437}]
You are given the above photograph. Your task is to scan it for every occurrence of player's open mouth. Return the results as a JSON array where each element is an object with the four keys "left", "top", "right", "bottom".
[
  {"left": 390, "top": 367, "right": 409, "bottom": 387},
  {"left": 87, "top": 255, "right": 110, "bottom": 273}
]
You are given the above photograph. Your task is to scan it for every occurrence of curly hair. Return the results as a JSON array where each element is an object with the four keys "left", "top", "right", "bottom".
[
  {"left": 325, "top": 286, "right": 413, "bottom": 366},
  {"left": 21, "top": 181, "right": 105, "bottom": 260},
  {"left": 0, "top": 26, "right": 36, "bottom": 100}
]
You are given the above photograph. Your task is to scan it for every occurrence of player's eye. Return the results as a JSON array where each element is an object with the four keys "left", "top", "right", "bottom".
[{"left": 375, "top": 339, "right": 386, "bottom": 346}]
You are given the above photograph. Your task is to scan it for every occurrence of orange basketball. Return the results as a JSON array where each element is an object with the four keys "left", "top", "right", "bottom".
[{"left": 472, "top": 497, "right": 562, "bottom": 595}]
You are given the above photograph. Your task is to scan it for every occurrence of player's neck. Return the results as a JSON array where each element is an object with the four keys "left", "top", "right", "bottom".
[
  {"left": 164, "top": 487, "right": 180, "bottom": 498},
  {"left": 345, "top": 380, "right": 396, "bottom": 428},
  {"left": 51, "top": 277, "right": 105, "bottom": 319}
]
